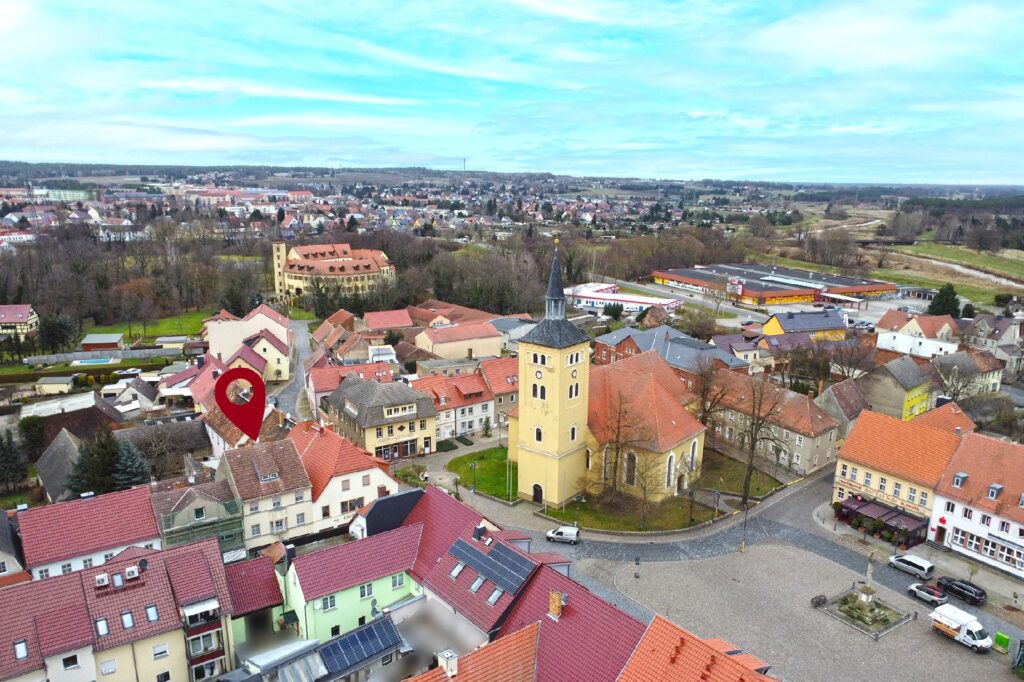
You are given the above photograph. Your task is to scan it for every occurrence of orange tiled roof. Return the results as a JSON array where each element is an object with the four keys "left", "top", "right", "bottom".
[
  {"left": 619, "top": 615, "right": 774, "bottom": 682},
  {"left": 912, "top": 402, "right": 975, "bottom": 435},
  {"left": 839, "top": 410, "right": 962, "bottom": 487},
  {"left": 479, "top": 356, "right": 519, "bottom": 395},
  {"left": 410, "top": 621, "right": 539, "bottom": 681},
  {"left": 936, "top": 432, "right": 1024, "bottom": 525},
  {"left": 716, "top": 371, "right": 838, "bottom": 437},
  {"left": 288, "top": 421, "right": 383, "bottom": 501},
  {"left": 420, "top": 322, "right": 500, "bottom": 344}
]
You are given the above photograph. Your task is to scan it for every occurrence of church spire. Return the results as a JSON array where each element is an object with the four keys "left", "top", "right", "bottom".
[{"left": 545, "top": 240, "right": 566, "bottom": 320}]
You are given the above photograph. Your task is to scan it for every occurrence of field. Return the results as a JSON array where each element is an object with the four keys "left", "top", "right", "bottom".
[
  {"left": 892, "top": 242, "right": 1024, "bottom": 282},
  {"left": 88, "top": 309, "right": 210, "bottom": 340},
  {"left": 694, "top": 449, "right": 782, "bottom": 497},
  {"left": 446, "top": 447, "right": 517, "bottom": 500}
]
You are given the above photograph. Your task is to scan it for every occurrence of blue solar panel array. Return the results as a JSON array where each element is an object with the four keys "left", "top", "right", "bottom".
[
  {"left": 450, "top": 539, "right": 536, "bottom": 594},
  {"left": 319, "top": 616, "right": 403, "bottom": 674}
]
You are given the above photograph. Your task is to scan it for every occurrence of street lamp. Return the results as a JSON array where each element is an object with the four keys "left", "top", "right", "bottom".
[
  {"left": 469, "top": 462, "right": 477, "bottom": 491},
  {"left": 741, "top": 503, "right": 749, "bottom": 553}
]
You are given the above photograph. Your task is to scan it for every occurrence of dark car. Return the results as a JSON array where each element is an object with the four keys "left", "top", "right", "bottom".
[{"left": 937, "top": 576, "right": 987, "bottom": 605}]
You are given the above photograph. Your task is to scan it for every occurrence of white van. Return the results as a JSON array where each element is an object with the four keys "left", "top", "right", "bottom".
[
  {"left": 546, "top": 526, "right": 580, "bottom": 545},
  {"left": 887, "top": 553, "right": 934, "bottom": 579}
]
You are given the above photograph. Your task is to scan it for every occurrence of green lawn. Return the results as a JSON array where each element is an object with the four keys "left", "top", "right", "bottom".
[
  {"left": 547, "top": 495, "right": 716, "bottom": 531},
  {"left": 893, "top": 242, "right": 1024, "bottom": 282},
  {"left": 695, "top": 449, "right": 782, "bottom": 498},
  {"left": 446, "top": 447, "right": 517, "bottom": 500},
  {"left": 288, "top": 307, "right": 317, "bottom": 321},
  {"left": 88, "top": 309, "right": 210, "bottom": 340},
  {"left": 869, "top": 268, "right": 1001, "bottom": 306}
]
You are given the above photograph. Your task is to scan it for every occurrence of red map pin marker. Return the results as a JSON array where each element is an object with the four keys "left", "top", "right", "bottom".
[{"left": 214, "top": 367, "right": 267, "bottom": 441}]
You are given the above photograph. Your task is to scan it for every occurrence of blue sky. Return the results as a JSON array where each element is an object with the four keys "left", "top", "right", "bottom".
[{"left": 3, "top": 0, "right": 1024, "bottom": 183}]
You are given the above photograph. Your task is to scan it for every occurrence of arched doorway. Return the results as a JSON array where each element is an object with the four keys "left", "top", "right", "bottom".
[{"left": 532, "top": 484, "right": 543, "bottom": 504}]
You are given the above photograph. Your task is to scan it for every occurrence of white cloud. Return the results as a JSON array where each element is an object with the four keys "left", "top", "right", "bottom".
[
  {"left": 827, "top": 123, "right": 903, "bottom": 135},
  {"left": 137, "top": 78, "right": 420, "bottom": 106},
  {"left": 339, "top": 37, "right": 537, "bottom": 83}
]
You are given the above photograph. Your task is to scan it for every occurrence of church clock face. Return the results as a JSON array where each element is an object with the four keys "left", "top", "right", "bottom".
[
  {"left": 571, "top": 369, "right": 578, "bottom": 378},
  {"left": 535, "top": 370, "right": 543, "bottom": 379}
]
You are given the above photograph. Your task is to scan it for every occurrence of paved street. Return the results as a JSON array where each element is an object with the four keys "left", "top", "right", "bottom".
[{"left": 270, "top": 319, "right": 312, "bottom": 419}]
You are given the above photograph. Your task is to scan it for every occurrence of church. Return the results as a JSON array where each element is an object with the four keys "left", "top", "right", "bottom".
[{"left": 508, "top": 244, "right": 706, "bottom": 506}]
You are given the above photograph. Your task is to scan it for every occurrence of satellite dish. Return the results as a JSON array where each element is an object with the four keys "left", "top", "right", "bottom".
[
  {"left": 370, "top": 599, "right": 380, "bottom": 617},
  {"left": 139, "top": 559, "right": 149, "bottom": 572}
]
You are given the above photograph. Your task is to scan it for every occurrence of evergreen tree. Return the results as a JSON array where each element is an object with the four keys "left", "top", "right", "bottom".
[
  {"left": 927, "top": 283, "right": 961, "bottom": 318},
  {"left": 0, "top": 429, "right": 28, "bottom": 491},
  {"left": 114, "top": 441, "right": 150, "bottom": 490},
  {"left": 17, "top": 415, "right": 45, "bottom": 462},
  {"left": 69, "top": 426, "right": 121, "bottom": 496},
  {"left": 961, "top": 303, "right": 976, "bottom": 319}
]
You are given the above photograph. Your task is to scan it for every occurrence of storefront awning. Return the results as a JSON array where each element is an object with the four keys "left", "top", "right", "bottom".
[
  {"left": 884, "top": 511, "right": 927, "bottom": 531},
  {"left": 854, "top": 502, "right": 891, "bottom": 520}
]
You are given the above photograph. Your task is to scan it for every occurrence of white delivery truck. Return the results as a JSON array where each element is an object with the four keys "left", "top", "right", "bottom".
[{"left": 929, "top": 604, "right": 992, "bottom": 652}]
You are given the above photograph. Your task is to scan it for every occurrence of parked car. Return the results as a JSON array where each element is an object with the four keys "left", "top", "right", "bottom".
[
  {"left": 740, "top": 319, "right": 755, "bottom": 326},
  {"left": 823, "top": 305, "right": 836, "bottom": 310},
  {"left": 936, "top": 576, "right": 987, "bottom": 605},
  {"left": 546, "top": 525, "right": 580, "bottom": 545},
  {"left": 113, "top": 368, "right": 142, "bottom": 376},
  {"left": 907, "top": 582, "right": 947, "bottom": 606},
  {"left": 887, "top": 553, "right": 934, "bottom": 579},
  {"left": 812, "top": 302, "right": 824, "bottom": 308}
]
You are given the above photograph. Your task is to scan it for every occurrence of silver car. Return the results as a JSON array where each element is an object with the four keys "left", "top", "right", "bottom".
[{"left": 907, "top": 582, "right": 947, "bottom": 606}]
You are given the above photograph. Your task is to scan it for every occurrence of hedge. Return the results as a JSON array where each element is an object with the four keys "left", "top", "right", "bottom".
[
  {"left": 456, "top": 435, "right": 473, "bottom": 446},
  {"left": 0, "top": 358, "right": 176, "bottom": 386},
  {"left": 436, "top": 439, "right": 457, "bottom": 453}
]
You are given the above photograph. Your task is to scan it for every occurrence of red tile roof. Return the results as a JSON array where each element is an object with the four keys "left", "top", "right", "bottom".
[
  {"left": 401, "top": 486, "right": 485, "bottom": 580},
  {"left": 326, "top": 309, "right": 355, "bottom": 327},
  {"left": 292, "top": 524, "right": 422, "bottom": 601},
  {"left": 410, "top": 621, "right": 539, "bottom": 682},
  {"left": 619, "top": 615, "right": 773, "bottom": 682},
  {"left": 189, "top": 354, "right": 228, "bottom": 410},
  {"left": 225, "top": 557, "right": 282, "bottom": 617},
  {"left": 221, "top": 439, "right": 311, "bottom": 501},
  {"left": 912, "top": 402, "right": 976, "bottom": 435},
  {"left": 288, "top": 422, "right": 386, "bottom": 501},
  {"left": 420, "top": 322, "right": 500, "bottom": 344},
  {"left": 839, "top": 410, "right": 962, "bottom": 487},
  {"left": 936, "top": 433, "right": 1024, "bottom": 525},
  {"left": 717, "top": 371, "right": 838, "bottom": 437},
  {"left": 312, "top": 319, "right": 336, "bottom": 344},
  {"left": 365, "top": 309, "right": 414, "bottom": 330},
  {"left": 244, "top": 303, "right": 290, "bottom": 329},
  {"left": 479, "top": 356, "right": 519, "bottom": 395},
  {"left": 18, "top": 486, "right": 159, "bottom": 568},
  {"left": 412, "top": 374, "right": 494, "bottom": 412},
  {"left": 244, "top": 327, "right": 290, "bottom": 356},
  {"left": 308, "top": 363, "right": 393, "bottom": 393},
  {"left": 499, "top": 565, "right": 645, "bottom": 682},
  {"left": 228, "top": 343, "right": 268, "bottom": 372}
]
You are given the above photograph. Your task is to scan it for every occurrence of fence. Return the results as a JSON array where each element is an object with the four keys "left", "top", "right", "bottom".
[{"left": 25, "top": 348, "right": 180, "bottom": 365}]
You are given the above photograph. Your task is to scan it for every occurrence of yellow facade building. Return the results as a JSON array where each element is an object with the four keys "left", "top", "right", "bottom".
[
  {"left": 761, "top": 310, "right": 848, "bottom": 341},
  {"left": 272, "top": 242, "right": 395, "bottom": 297},
  {"left": 510, "top": 247, "right": 705, "bottom": 506}
]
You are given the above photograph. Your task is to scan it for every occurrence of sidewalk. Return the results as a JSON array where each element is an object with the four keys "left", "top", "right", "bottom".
[{"left": 812, "top": 501, "right": 1024, "bottom": 628}]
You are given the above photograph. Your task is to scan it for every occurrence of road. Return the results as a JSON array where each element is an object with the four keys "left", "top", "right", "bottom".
[{"left": 271, "top": 319, "right": 312, "bottom": 419}]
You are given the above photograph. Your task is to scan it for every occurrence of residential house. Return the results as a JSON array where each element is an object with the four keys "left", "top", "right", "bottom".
[
  {"left": 875, "top": 331, "right": 957, "bottom": 359},
  {"left": 111, "top": 377, "right": 160, "bottom": 413},
  {"left": 814, "top": 378, "right": 870, "bottom": 441},
  {"left": 833, "top": 410, "right": 963, "bottom": 544},
  {"left": 912, "top": 401, "right": 976, "bottom": 435},
  {"left": 203, "top": 404, "right": 293, "bottom": 461},
  {"left": 304, "top": 362, "right": 393, "bottom": 423},
  {"left": 414, "top": 323, "right": 502, "bottom": 360},
  {"left": 224, "top": 557, "right": 284, "bottom": 650},
  {"left": 962, "top": 313, "right": 1024, "bottom": 373},
  {"left": 150, "top": 477, "right": 245, "bottom": 559},
  {"left": 478, "top": 356, "right": 519, "bottom": 425},
  {"left": 761, "top": 310, "right": 847, "bottom": 341},
  {"left": 317, "top": 616, "right": 409, "bottom": 681},
  {"left": 35, "top": 376, "right": 74, "bottom": 395},
  {"left": 188, "top": 354, "right": 229, "bottom": 413},
  {"left": 17, "top": 486, "right": 161, "bottom": 580},
  {"left": 36, "top": 428, "right": 82, "bottom": 503},
  {"left": 321, "top": 375, "right": 438, "bottom": 460},
  {"left": 287, "top": 421, "right": 396, "bottom": 534},
  {"left": 0, "top": 303, "right": 38, "bottom": 336},
  {"left": 0, "top": 513, "right": 26, "bottom": 586},
  {"left": 217, "top": 440, "right": 314, "bottom": 554},
  {"left": 363, "top": 309, "right": 415, "bottom": 332},
  {"left": 412, "top": 373, "right": 495, "bottom": 440},
  {"left": 113, "top": 419, "right": 213, "bottom": 464},
  {"left": 711, "top": 333, "right": 770, "bottom": 372},
  {"left": 204, "top": 304, "right": 291, "bottom": 368},
  {"left": 876, "top": 310, "right": 959, "bottom": 341},
  {"left": 348, "top": 487, "right": 425, "bottom": 540},
  {"left": 283, "top": 524, "right": 422, "bottom": 641},
  {"left": 618, "top": 615, "right": 774, "bottom": 681},
  {"left": 593, "top": 325, "right": 748, "bottom": 386},
  {"left": 408, "top": 622, "right": 539, "bottom": 682},
  {"left": 31, "top": 393, "right": 123, "bottom": 449},
  {"left": 0, "top": 538, "right": 236, "bottom": 682},
  {"left": 410, "top": 299, "right": 522, "bottom": 327},
  {"left": 930, "top": 433, "right": 1024, "bottom": 580},
  {"left": 489, "top": 316, "right": 537, "bottom": 352},
  {"left": 81, "top": 333, "right": 125, "bottom": 351},
  {"left": 711, "top": 371, "right": 839, "bottom": 477},
  {"left": 930, "top": 349, "right": 1003, "bottom": 399},
  {"left": 855, "top": 356, "right": 934, "bottom": 420}
]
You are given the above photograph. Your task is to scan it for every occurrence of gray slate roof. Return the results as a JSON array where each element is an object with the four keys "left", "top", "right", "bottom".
[
  {"left": 36, "top": 428, "right": 81, "bottom": 503},
  {"left": 519, "top": 317, "right": 589, "bottom": 349},
  {"left": 81, "top": 333, "right": 124, "bottom": 344},
  {"left": 362, "top": 488, "right": 424, "bottom": 536},
  {"left": 596, "top": 325, "right": 748, "bottom": 371},
  {"left": 325, "top": 375, "right": 438, "bottom": 428},
  {"left": 124, "top": 377, "right": 159, "bottom": 402},
  {"left": 489, "top": 316, "right": 534, "bottom": 333},
  {"left": 770, "top": 310, "right": 846, "bottom": 333},
  {"left": 35, "top": 376, "right": 73, "bottom": 385},
  {"left": 883, "top": 356, "right": 931, "bottom": 390},
  {"left": 0, "top": 512, "right": 20, "bottom": 563}
]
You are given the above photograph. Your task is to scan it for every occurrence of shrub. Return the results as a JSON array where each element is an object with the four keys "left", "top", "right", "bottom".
[
  {"left": 881, "top": 530, "right": 893, "bottom": 542},
  {"left": 994, "top": 293, "right": 1014, "bottom": 307},
  {"left": 395, "top": 464, "right": 427, "bottom": 488},
  {"left": 603, "top": 303, "right": 624, "bottom": 321},
  {"left": 456, "top": 435, "right": 473, "bottom": 446},
  {"left": 436, "top": 439, "right": 457, "bottom": 453},
  {"left": 831, "top": 500, "right": 842, "bottom": 516}
]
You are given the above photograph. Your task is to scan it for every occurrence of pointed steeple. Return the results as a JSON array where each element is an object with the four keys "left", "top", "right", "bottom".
[{"left": 545, "top": 240, "right": 566, "bottom": 320}]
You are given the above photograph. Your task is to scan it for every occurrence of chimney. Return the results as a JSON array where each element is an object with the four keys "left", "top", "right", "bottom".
[
  {"left": 438, "top": 650, "right": 458, "bottom": 678},
  {"left": 807, "top": 389, "right": 814, "bottom": 399},
  {"left": 955, "top": 426, "right": 961, "bottom": 436},
  {"left": 548, "top": 590, "right": 568, "bottom": 620},
  {"left": 277, "top": 410, "right": 285, "bottom": 428},
  {"left": 818, "top": 380, "right": 824, "bottom": 396},
  {"left": 197, "top": 355, "right": 205, "bottom": 369}
]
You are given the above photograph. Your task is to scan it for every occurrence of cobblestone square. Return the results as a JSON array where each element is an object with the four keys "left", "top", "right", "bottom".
[{"left": 580, "top": 542, "right": 1014, "bottom": 681}]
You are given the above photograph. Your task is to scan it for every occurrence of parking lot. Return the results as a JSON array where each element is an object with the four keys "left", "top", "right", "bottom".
[{"left": 579, "top": 542, "right": 1017, "bottom": 681}]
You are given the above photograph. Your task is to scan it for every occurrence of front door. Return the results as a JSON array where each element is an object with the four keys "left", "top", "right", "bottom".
[
  {"left": 532, "top": 484, "right": 543, "bottom": 504},
  {"left": 935, "top": 526, "right": 946, "bottom": 545}
]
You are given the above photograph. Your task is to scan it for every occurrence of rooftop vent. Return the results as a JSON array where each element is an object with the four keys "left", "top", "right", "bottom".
[
  {"left": 438, "top": 650, "right": 458, "bottom": 678},
  {"left": 472, "top": 523, "right": 487, "bottom": 541}
]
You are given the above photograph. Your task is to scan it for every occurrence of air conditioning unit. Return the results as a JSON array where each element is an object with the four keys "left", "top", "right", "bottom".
[
  {"left": 125, "top": 565, "right": 140, "bottom": 580},
  {"left": 95, "top": 573, "right": 110, "bottom": 587}
]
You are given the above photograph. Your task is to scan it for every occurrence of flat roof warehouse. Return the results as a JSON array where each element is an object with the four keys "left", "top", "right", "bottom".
[{"left": 653, "top": 263, "right": 895, "bottom": 304}]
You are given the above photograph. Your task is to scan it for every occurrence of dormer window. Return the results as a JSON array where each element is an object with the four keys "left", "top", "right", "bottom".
[
  {"left": 988, "top": 484, "right": 1003, "bottom": 500},
  {"left": 952, "top": 472, "right": 967, "bottom": 488},
  {"left": 14, "top": 640, "right": 27, "bottom": 660}
]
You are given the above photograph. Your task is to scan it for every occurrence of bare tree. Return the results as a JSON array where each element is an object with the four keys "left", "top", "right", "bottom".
[
  {"left": 830, "top": 337, "right": 875, "bottom": 380},
  {"left": 592, "top": 388, "right": 651, "bottom": 501},
  {"left": 933, "top": 355, "right": 982, "bottom": 405},
  {"left": 695, "top": 358, "right": 728, "bottom": 426},
  {"left": 737, "top": 376, "right": 784, "bottom": 508},
  {"left": 631, "top": 450, "right": 664, "bottom": 531}
]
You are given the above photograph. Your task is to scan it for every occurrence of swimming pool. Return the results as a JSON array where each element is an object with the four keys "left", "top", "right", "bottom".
[{"left": 72, "top": 358, "right": 117, "bottom": 366}]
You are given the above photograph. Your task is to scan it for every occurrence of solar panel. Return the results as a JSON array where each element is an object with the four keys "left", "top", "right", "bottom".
[
  {"left": 450, "top": 539, "right": 536, "bottom": 595},
  {"left": 319, "top": 616, "right": 402, "bottom": 674}
]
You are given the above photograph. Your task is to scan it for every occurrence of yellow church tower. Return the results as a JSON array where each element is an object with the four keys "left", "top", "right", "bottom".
[{"left": 509, "top": 242, "right": 591, "bottom": 506}]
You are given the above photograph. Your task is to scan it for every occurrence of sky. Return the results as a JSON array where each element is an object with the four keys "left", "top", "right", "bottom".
[{"left": 2, "top": 0, "right": 1024, "bottom": 183}]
